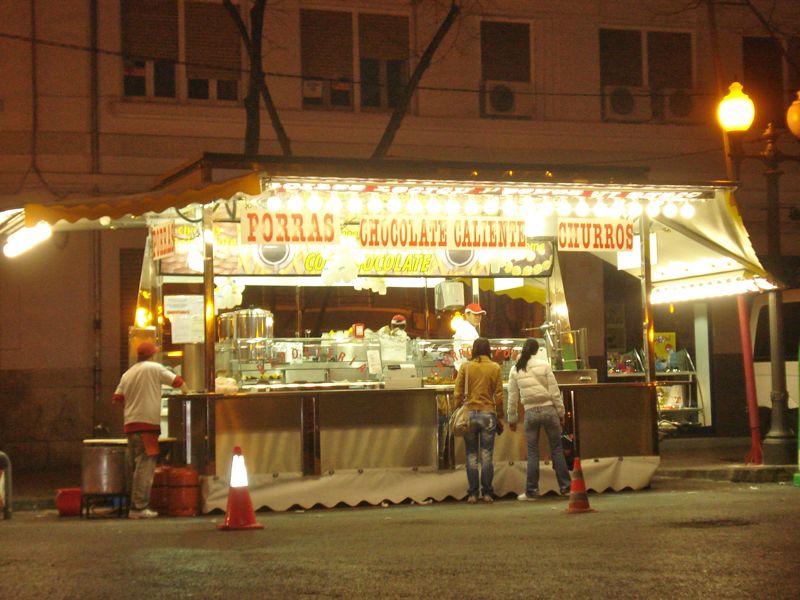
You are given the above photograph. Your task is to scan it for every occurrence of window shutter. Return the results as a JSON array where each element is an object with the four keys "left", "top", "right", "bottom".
[
  {"left": 301, "top": 9, "right": 353, "bottom": 81},
  {"left": 480, "top": 21, "right": 530, "bottom": 82},
  {"left": 359, "top": 13, "right": 409, "bottom": 60},
  {"left": 185, "top": 2, "right": 242, "bottom": 80},
  {"left": 121, "top": 0, "right": 178, "bottom": 62}
]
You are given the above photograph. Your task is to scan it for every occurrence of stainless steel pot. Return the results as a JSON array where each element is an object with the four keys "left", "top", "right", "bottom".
[
  {"left": 235, "top": 308, "right": 273, "bottom": 340},
  {"left": 217, "top": 312, "right": 237, "bottom": 342},
  {"left": 81, "top": 440, "right": 127, "bottom": 495}
]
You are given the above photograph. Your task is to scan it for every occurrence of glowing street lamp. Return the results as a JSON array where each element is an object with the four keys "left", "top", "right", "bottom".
[{"left": 718, "top": 82, "right": 800, "bottom": 467}]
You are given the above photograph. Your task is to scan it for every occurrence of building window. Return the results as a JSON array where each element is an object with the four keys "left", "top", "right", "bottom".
[
  {"left": 359, "top": 13, "right": 409, "bottom": 110},
  {"left": 121, "top": 0, "right": 241, "bottom": 102},
  {"left": 600, "top": 29, "right": 693, "bottom": 122},
  {"left": 600, "top": 29, "right": 692, "bottom": 89},
  {"left": 742, "top": 36, "right": 800, "bottom": 129},
  {"left": 480, "top": 21, "right": 532, "bottom": 118},
  {"left": 300, "top": 9, "right": 353, "bottom": 110},
  {"left": 184, "top": 1, "right": 241, "bottom": 101},
  {"left": 481, "top": 21, "right": 530, "bottom": 83}
]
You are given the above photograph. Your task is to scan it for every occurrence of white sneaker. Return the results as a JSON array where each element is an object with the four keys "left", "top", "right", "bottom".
[
  {"left": 517, "top": 493, "right": 538, "bottom": 501},
  {"left": 128, "top": 508, "right": 158, "bottom": 519}
]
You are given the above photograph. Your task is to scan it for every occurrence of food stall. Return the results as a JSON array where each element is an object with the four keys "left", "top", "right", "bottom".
[{"left": 19, "top": 155, "right": 773, "bottom": 511}]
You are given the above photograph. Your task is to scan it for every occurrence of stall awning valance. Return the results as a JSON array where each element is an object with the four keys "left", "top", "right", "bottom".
[{"left": 23, "top": 171, "right": 263, "bottom": 227}]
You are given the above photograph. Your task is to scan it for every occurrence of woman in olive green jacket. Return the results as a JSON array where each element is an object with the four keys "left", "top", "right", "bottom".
[{"left": 453, "top": 337, "right": 505, "bottom": 503}]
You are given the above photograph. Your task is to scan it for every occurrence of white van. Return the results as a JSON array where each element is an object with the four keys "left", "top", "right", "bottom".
[{"left": 750, "top": 288, "right": 799, "bottom": 414}]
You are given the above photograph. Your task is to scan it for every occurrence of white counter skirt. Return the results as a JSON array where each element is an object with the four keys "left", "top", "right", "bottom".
[{"left": 202, "top": 456, "right": 660, "bottom": 513}]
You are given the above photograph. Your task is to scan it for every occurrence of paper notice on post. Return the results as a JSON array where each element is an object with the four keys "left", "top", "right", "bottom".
[
  {"left": 164, "top": 295, "right": 205, "bottom": 344},
  {"left": 171, "top": 315, "right": 205, "bottom": 344}
]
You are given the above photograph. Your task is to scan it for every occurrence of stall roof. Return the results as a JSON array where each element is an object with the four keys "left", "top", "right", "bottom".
[{"left": 14, "top": 153, "right": 773, "bottom": 296}]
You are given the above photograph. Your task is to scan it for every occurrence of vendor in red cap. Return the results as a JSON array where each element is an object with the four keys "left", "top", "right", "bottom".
[
  {"left": 112, "top": 341, "right": 188, "bottom": 519},
  {"left": 378, "top": 314, "right": 409, "bottom": 338},
  {"left": 453, "top": 303, "right": 486, "bottom": 343},
  {"left": 452, "top": 303, "right": 487, "bottom": 371}
]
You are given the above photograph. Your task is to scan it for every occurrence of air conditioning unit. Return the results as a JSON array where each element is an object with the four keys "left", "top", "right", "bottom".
[
  {"left": 481, "top": 80, "right": 534, "bottom": 118},
  {"left": 654, "top": 88, "right": 708, "bottom": 125},
  {"left": 602, "top": 85, "right": 651, "bottom": 122},
  {"left": 302, "top": 79, "right": 324, "bottom": 100}
]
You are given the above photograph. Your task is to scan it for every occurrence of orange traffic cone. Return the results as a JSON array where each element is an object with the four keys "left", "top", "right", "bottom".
[
  {"left": 218, "top": 446, "right": 263, "bottom": 531},
  {"left": 566, "top": 457, "right": 596, "bottom": 514}
]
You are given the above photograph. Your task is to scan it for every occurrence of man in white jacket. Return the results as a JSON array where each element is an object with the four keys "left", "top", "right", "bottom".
[{"left": 506, "top": 337, "right": 571, "bottom": 500}]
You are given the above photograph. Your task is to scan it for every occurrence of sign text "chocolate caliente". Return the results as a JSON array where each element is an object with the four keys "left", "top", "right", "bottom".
[{"left": 358, "top": 217, "right": 526, "bottom": 250}]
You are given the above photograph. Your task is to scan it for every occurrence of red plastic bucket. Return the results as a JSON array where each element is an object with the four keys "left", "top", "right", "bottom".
[{"left": 56, "top": 487, "right": 82, "bottom": 516}]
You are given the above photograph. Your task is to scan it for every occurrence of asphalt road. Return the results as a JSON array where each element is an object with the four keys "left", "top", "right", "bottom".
[{"left": 1, "top": 478, "right": 799, "bottom": 600}]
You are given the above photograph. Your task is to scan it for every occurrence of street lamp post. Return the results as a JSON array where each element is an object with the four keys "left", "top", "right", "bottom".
[{"left": 718, "top": 84, "right": 800, "bottom": 466}]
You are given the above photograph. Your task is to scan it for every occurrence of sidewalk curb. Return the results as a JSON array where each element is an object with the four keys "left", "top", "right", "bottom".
[{"left": 655, "top": 466, "right": 795, "bottom": 483}]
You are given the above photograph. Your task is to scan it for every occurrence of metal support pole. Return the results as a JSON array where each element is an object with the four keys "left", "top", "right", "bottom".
[
  {"left": 639, "top": 214, "right": 656, "bottom": 382},
  {"left": 763, "top": 289, "right": 794, "bottom": 463},
  {"left": 202, "top": 207, "right": 216, "bottom": 393},
  {"left": 761, "top": 145, "right": 794, "bottom": 465}
]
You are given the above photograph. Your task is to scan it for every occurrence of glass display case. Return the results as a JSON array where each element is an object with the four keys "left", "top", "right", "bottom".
[
  {"left": 215, "top": 334, "right": 596, "bottom": 392},
  {"left": 607, "top": 348, "right": 705, "bottom": 429}
]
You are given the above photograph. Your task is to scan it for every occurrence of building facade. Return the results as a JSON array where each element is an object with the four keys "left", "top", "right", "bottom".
[{"left": 1, "top": 0, "right": 798, "bottom": 468}]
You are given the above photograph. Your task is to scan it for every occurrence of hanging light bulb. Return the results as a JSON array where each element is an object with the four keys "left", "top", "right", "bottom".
[
  {"left": 387, "top": 195, "right": 402, "bottom": 214},
  {"left": 287, "top": 192, "right": 303, "bottom": 211},
  {"left": 539, "top": 199, "right": 554, "bottom": 216},
  {"left": 662, "top": 201, "right": 678, "bottom": 219},
  {"left": 347, "top": 193, "right": 363, "bottom": 214},
  {"left": 645, "top": 201, "right": 660, "bottom": 218},
  {"left": 556, "top": 198, "right": 572, "bottom": 217},
  {"left": 406, "top": 194, "right": 423, "bottom": 213},
  {"left": 679, "top": 202, "right": 695, "bottom": 219},
  {"left": 575, "top": 199, "right": 590, "bottom": 217},
  {"left": 592, "top": 199, "right": 608, "bottom": 217},
  {"left": 483, "top": 196, "right": 500, "bottom": 215},
  {"left": 626, "top": 201, "right": 643, "bottom": 218},
  {"left": 610, "top": 200, "right": 626, "bottom": 218},
  {"left": 465, "top": 197, "right": 480, "bottom": 215},
  {"left": 327, "top": 192, "right": 342, "bottom": 213},
  {"left": 266, "top": 194, "right": 282, "bottom": 211},
  {"left": 502, "top": 197, "right": 518, "bottom": 216},
  {"left": 426, "top": 197, "right": 442, "bottom": 214},
  {"left": 445, "top": 198, "right": 461, "bottom": 215},
  {"left": 307, "top": 191, "right": 323, "bottom": 212},
  {"left": 367, "top": 194, "right": 384, "bottom": 213}
]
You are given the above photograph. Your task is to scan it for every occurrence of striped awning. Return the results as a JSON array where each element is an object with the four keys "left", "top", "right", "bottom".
[{"left": 23, "top": 171, "right": 262, "bottom": 227}]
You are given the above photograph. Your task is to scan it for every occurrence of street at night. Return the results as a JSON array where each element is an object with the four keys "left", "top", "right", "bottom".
[{"left": 2, "top": 478, "right": 799, "bottom": 599}]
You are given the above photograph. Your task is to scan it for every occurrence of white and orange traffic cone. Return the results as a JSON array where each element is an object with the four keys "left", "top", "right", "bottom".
[
  {"left": 218, "top": 446, "right": 263, "bottom": 531},
  {"left": 565, "top": 457, "right": 596, "bottom": 514}
]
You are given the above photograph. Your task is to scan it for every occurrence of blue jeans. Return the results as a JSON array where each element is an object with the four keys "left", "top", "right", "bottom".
[
  {"left": 463, "top": 411, "right": 497, "bottom": 498},
  {"left": 524, "top": 405, "right": 571, "bottom": 495}
]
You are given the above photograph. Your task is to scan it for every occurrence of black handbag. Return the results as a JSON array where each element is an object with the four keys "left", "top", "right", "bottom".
[{"left": 561, "top": 433, "right": 575, "bottom": 471}]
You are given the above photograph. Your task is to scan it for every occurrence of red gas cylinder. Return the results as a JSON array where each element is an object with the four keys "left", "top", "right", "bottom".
[
  {"left": 167, "top": 466, "right": 199, "bottom": 517},
  {"left": 149, "top": 466, "right": 171, "bottom": 514}
]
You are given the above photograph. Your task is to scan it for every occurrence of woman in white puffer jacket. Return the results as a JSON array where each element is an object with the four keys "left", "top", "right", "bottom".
[{"left": 507, "top": 338, "right": 571, "bottom": 500}]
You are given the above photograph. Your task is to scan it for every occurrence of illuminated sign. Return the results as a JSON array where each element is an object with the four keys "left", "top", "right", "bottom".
[
  {"left": 557, "top": 218, "right": 633, "bottom": 252},
  {"left": 151, "top": 222, "right": 175, "bottom": 260},
  {"left": 240, "top": 210, "right": 339, "bottom": 245},
  {"left": 357, "top": 216, "right": 526, "bottom": 250}
]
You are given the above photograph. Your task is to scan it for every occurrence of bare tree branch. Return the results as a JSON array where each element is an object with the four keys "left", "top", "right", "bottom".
[
  {"left": 224, "top": 0, "right": 292, "bottom": 157},
  {"left": 741, "top": 0, "right": 800, "bottom": 78},
  {"left": 371, "top": 1, "right": 461, "bottom": 159}
]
